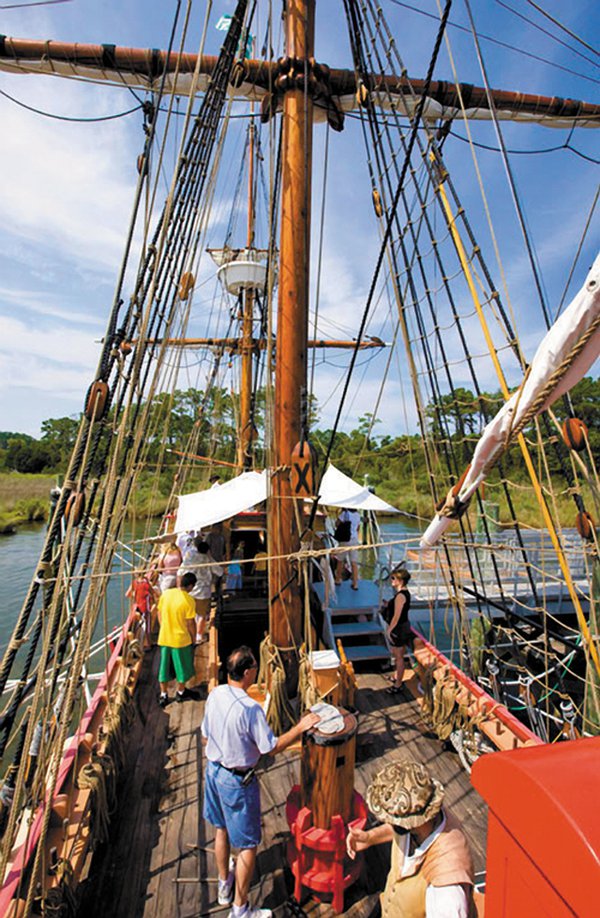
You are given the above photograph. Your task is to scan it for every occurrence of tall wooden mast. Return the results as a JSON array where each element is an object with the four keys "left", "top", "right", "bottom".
[
  {"left": 268, "top": 0, "right": 315, "bottom": 679},
  {"left": 239, "top": 115, "right": 256, "bottom": 470}
]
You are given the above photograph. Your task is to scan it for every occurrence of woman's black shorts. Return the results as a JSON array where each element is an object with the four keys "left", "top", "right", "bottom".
[{"left": 389, "top": 621, "right": 412, "bottom": 647}]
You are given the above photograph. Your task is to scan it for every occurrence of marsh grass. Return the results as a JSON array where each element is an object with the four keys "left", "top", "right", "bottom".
[
  {"left": 0, "top": 468, "right": 592, "bottom": 535},
  {"left": 0, "top": 473, "right": 56, "bottom": 532}
]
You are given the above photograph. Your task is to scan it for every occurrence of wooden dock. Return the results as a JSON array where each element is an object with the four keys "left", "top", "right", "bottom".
[{"left": 83, "top": 646, "right": 487, "bottom": 918}]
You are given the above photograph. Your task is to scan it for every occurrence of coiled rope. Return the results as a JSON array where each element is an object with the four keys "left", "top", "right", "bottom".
[{"left": 257, "top": 635, "right": 295, "bottom": 734}]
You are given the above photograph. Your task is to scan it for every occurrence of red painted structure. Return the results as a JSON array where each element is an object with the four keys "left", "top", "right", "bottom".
[
  {"left": 472, "top": 736, "right": 600, "bottom": 916},
  {"left": 286, "top": 786, "right": 368, "bottom": 913}
]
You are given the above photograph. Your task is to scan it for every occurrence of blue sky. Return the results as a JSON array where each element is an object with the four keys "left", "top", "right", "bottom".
[{"left": 0, "top": 0, "right": 598, "bottom": 438}]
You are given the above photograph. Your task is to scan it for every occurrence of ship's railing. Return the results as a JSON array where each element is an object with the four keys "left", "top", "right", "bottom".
[
  {"left": 412, "top": 628, "right": 543, "bottom": 750},
  {"left": 0, "top": 609, "right": 141, "bottom": 911},
  {"left": 379, "top": 528, "right": 589, "bottom": 609},
  {"left": 1, "top": 626, "right": 122, "bottom": 698}
]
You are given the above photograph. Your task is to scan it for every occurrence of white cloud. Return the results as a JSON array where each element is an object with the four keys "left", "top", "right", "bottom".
[
  {"left": 0, "top": 316, "right": 100, "bottom": 392},
  {"left": 0, "top": 285, "right": 103, "bottom": 327},
  {"left": 1, "top": 78, "right": 138, "bottom": 274}
]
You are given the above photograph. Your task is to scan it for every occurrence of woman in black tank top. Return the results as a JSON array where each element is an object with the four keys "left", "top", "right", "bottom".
[{"left": 386, "top": 567, "right": 412, "bottom": 694}]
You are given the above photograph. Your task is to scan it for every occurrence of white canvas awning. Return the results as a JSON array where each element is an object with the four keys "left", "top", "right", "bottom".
[
  {"left": 174, "top": 464, "right": 398, "bottom": 532},
  {"left": 318, "top": 465, "right": 399, "bottom": 512},
  {"left": 421, "top": 250, "right": 600, "bottom": 548},
  {"left": 175, "top": 470, "right": 267, "bottom": 533}
]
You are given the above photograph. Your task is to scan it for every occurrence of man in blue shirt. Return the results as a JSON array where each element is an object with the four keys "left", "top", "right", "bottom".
[{"left": 202, "top": 646, "right": 319, "bottom": 918}]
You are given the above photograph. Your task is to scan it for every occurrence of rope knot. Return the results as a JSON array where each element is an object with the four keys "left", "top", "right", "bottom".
[
  {"left": 261, "top": 57, "right": 344, "bottom": 131},
  {"left": 437, "top": 485, "right": 470, "bottom": 520}
]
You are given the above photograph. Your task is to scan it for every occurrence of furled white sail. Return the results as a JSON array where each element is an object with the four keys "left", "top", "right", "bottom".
[
  {"left": 2, "top": 55, "right": 598, "bottom": 129},
  {"left": 421, "top": 251, "right": 600, "bottom": 548}
]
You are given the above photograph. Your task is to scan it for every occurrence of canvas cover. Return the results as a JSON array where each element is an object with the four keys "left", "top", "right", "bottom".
[
  {"left": 174, "top": 464, "right": 398, "bottom": 532},
  {"left": 175, "top": 470, "right": 267, "bottom": 533},
  {"left": 317, "top": 464, "right": 399, "bottom": 512}
]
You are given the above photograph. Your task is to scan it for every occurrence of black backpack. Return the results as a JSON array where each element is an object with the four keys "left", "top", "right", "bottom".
[{"left": 334, "top": 519, "right": 351, "bottom": 542}]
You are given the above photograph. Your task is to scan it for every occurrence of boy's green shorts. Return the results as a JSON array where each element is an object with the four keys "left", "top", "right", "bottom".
[{"left": 159, "top": 644, "right": 195, "bottom": 684}]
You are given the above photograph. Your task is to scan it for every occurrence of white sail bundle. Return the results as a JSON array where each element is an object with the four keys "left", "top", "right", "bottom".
[{"left": 421, "top": 252, "right": 600, "bottom": 548}]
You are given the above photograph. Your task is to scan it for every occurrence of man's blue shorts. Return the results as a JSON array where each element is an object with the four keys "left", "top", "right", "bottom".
[{"left": 203, "top": 760, "right": 261, "bottom": 849}]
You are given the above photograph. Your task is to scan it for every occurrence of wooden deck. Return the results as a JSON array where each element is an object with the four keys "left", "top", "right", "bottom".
[{"left": 82, "top": 646, "right": 487, "bottom": 918}]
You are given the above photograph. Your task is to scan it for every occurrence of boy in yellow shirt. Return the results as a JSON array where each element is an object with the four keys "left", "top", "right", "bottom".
[{"left": 157, "top": 571, "right": 198, "bottom": 706}]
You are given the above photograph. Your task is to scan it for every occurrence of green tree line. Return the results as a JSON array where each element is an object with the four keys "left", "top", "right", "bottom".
[{"left": 1, "top": 377, "right": 598, "bottom": 524}]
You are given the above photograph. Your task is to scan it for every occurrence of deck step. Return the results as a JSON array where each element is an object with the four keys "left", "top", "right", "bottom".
[
  {"left": 317, "top": 579, "right": 391, "bottom": 665},
  {"left": 332, "top": 621, "right": 384, "bottom": 638},
  {"left": 342, "top": 644, "right": 391, "bottom": 662},
  {"left": 330, "top": 607, "right": 378, "bottom": 618},
  {"left": 312, "top": 580, "right": 382, "bottom": 610}
]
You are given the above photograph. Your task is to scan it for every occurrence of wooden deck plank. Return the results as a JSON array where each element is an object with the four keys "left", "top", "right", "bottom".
[
  {"left": 84, "top": 652, "right": 487, "bottom": 917},
  {"left": 80, "top": 648, "right": 172, "bottom": 916}
]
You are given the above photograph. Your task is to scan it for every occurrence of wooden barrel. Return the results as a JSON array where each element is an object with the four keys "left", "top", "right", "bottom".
[{"left": 300, "top": 708, "right": 358, "bottom": 828}]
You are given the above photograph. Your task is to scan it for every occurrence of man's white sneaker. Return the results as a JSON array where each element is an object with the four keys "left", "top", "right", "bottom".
[
  {"left": 227, "top": 907, "right": 272, "bottom": 918},
  {"left": 217, "top": 870, "right": 234, "bottom": 906}
]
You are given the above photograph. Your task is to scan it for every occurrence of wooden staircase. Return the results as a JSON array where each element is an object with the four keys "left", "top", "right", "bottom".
[{"left": 312, "top": 580, "right": 392, "bottom": 664}]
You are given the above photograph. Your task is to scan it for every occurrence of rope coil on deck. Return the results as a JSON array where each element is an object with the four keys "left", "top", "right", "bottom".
[
  {"left": 101, "top": 685, "right": 136, "bottom": 771},
  {"left": 77, "top": 752, "right": 117, "bottom": 847},
  {"left": 298, "top": 644, "right": 319, "bottom": 712},
  {"left": 420, "top": 664, "right": 488, "bottom": 760},
  {"left": 123, "top": 636, "right": 143, "bottom": 667},
  {"left": 41, "top": 858, "right": 77, "bottom": 917}
]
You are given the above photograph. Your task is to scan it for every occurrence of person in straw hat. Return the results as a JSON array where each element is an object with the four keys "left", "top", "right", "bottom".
[{"left": 346, "top": 760, "right": 475, "bottom": 917}]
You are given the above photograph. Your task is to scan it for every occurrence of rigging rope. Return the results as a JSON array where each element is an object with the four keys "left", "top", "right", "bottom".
[
  {"left": 314, "top": 0, "right": 454, "bottom": 518},
  {"left": 350, "top": 0, "right": 511, "bottom": 632},
  {"left": 554, "top": 185, "right": 600, "bottom": 320},
  {"left": 0, "top": 1, "right": 253, "bottom": 894},
  {"left": 492, "top": 0, "right": 600, "bottom": 69},
  {"left": 386, "top": 0, "right": 600, "bottom": 86},
  {"left": 336, "top": 0, "right": 599, "bottom": 717},
  {"left": 0, "top": 87, "right": 141, "bottom": 120},
  {"left": 447, "top": 129, "right": 600, "bottom": 165},
  {"left": 523, "top": 0, "right": 600, "bottom": 58},
  {"left": 463, "top": 0, "right": 552, "bottom": 330}
]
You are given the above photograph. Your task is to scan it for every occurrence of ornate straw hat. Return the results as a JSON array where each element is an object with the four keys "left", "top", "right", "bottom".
[{"left": 366, "top": 761, "right": 444, "bottom": 829}]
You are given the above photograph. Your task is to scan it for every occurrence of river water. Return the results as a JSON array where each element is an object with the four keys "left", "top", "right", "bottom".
[
  {"left": 0, "top": 524, "right": 47, "bottom": 653},
  {"left": 0, "top": 518, "right": 422, "bottom": 656},
  {"left": 0, "top": 523, "right": 138, "bottom": 658}
]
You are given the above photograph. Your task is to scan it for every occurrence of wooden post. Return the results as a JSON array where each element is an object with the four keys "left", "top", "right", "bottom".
[
  {"left": 300, "top": 711, "right": 358, "bottom": 827},
  {"left": 268, "top": 0, "right": 315, "bottom": 680},
  {"left": 238, "top": 117, "right": 256, "bottom": 471}
]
